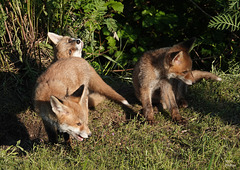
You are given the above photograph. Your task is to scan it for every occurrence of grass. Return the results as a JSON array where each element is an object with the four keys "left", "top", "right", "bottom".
[{"left": 0, "top": 71, "right": 240, "bottom": 169}]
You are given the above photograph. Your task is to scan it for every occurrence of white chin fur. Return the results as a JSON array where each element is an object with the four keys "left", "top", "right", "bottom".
[
  {"left": 185, "top": 80, "right": 192, "bottom": 85},
  {"left": 72, "top": 40, "right": 83, "bottom": 58},
  {"left": 59, "top": 124, "right": 89, "bottom": 139},
  {"left": 72, "top": 50, "right": 82, "bottom": 58}
]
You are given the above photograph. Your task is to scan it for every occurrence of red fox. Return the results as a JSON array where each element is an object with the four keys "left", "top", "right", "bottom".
[
  {"left": 48, "top": 32, "right": 84, "bottom": 60},
  {"left": 133, "top": 38, "right": 221, "bottom": 124},
  {"left": 35, "top": 40, "right": 130, "bottom": 145},
  {"left": 48, "top": 32, "right": 113, "bottom": 108}
]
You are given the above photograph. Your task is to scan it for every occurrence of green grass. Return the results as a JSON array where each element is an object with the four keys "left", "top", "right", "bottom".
[{"left": 0, "top": 73, "right": 240, "bottom": 169}]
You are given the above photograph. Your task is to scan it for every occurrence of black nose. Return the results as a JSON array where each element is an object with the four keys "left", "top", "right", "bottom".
[
  {"left": 76, "top": 39, "right": 81, "bottom": 44},
  {"left": 88, "top": 133, "right": 92, "bottom": 138}
]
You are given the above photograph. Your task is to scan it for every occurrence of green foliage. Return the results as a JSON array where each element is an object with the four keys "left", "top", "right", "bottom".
[
  {"left": 43, "top": 0, "right": 125, "bottom": 74},
  {"left": 209, "top": 0, "right": 240, "bottom": 31},
  {"left": 1, "top": 0, "right": 239, "bottom": 77}
]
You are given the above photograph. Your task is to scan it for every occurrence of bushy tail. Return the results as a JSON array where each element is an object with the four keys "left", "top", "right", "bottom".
[
  {"left": 88, "top": 66, "right": 131, "bottom": 107},
  {"left": 192, "top": 70, "right": 222, "bottom": 82}
]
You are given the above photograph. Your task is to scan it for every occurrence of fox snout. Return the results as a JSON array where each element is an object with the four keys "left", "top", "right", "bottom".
[
  {"left": 69, "top": 38, "right": 82, "bottom": 45},
  {"left": 76, "top": 126, "right": 92, "bottom": 141},
  {"left": 76, "top": 39, "right": 81, "bottom": 44}
]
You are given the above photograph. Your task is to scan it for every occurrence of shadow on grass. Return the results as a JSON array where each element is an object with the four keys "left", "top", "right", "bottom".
[
  {"left": 186, "top": 81, "right": 240, "bottom": 126},
  {"left": 112, "top": 75, "right": 240, "bottom": 127},
  {"left": 0, "top": 68, "right": 45, "bottom": 150}
]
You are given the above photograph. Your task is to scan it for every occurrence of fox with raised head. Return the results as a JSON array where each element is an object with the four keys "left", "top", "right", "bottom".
[
  {"left": 34, "top": 33, "right": 130, "bottom": 144},
  {"left": 133, "top": 38, "right": 221, "bottom": 124},
  {"left": 48, "top": 32, "right": 112, "bottom": 107}
]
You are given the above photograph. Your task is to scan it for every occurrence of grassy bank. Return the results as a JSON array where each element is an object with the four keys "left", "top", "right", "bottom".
[{"left": 0, "top": 72, "right": 239, "bottom": 169}]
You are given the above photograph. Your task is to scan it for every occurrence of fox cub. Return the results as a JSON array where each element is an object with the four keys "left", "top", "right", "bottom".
[
  {"left": 48, "top": 32, "right": 114, "bottom": 107},
  {"left": 47, "top": 32, "right": 84, "bottom": 60},
  {"left": 133, "top": 38, "right": 221, "bottom": 124},
  {"left": 34, "top": 34, "right": 130, "bottom": 144}
]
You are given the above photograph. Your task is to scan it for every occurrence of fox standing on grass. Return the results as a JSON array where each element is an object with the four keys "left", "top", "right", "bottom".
[
  {"left": 133, "top": 38, "right": 221, "bottom": 124},
  {"left": 34, "top": 33, "right": 130, "bottom": 145}
]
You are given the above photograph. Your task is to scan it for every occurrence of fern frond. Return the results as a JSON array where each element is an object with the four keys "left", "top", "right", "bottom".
[
  {"left": 229, "top": 0, "right": 239, "bottom": 10},
  {"left": 208, "top": 13, "right": 240, "bottom": 32}
]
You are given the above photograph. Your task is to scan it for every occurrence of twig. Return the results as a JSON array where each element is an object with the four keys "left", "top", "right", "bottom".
[
  {"left": 1, "top": 5, "right": 13, "bottom": 46},
  {"left": 110, "top": 68, "right": 134, "bottom": 72},
  {"left": 189, "top": 0, "right": 212, "bottom": 18}
]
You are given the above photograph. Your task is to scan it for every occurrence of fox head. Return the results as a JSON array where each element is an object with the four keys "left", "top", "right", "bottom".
[
  {"left": 166, "top": 38, "right": 196, "bottom": 85},
  {"left": 50, "top": 85, "right": 91, "bottom": 141},
  {"left": 48, "top": 32, "right": 84, "bottom": 60}
]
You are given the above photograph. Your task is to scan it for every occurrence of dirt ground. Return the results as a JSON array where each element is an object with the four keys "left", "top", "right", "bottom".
[{"left": 0, "top": 76, "right": 139, "bottom": 150}]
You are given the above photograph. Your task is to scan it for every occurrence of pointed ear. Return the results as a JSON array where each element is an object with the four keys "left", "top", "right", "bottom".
[
  {"left": 50, "top": 96, "right": 68, "bottom": 116},
  {"left": 48, "top": 32, "right": 63, "bottom": 45},
  {"left": 171, "top": 51, "right": 184, "bottom": 65},
  {"left": 70, "top": 84, "right": 85, "bottom": 103},
  {"left": 174, "top": 38, "right": 196, "bottom": 52}
]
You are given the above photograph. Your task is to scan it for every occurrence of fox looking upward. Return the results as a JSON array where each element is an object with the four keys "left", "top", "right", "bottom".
[
  {"left": 47, "top": 32, "right": 121, "bottom": 108},
  {"left": 133, "top": 38, "right": 221, "bottom": 124}
]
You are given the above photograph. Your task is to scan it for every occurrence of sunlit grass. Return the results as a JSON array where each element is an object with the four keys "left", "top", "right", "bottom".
[{"left": 0, "top": 72, "right": 240, "bottom": 169}]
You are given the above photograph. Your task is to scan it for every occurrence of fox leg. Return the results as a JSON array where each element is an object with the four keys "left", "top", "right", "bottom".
[
  {"left": 170, "top": 79, "right": 188, "bottom": 108},
  {"left": 88, "top": 92, "right": 106, "bottom": 108},
  {"left": 160, "top": 80, "right": 186, "bottom": 123},
  {"left": 42, "top": 119, "right": 58, "bottom": 144},
  {"left": 192, "top": 70, "right": 222, "bottom": 82},
  {"left": 63, "top": 133, "right": 72, "bottom": 146},
  {"left": 139, "top": 87, "right": 154, "bottom": 123}
]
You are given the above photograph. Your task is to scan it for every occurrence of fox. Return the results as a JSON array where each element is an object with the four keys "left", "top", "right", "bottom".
[
  {"left": 34, "top": 53, "right": 130, "bottom": 145},
  {"left": 47, "top": 32, "right": 111, "bottom": 108},
  {"left": 132, "top": 38, "right": 221, "bottom": 124},
  {"left": 47, "top": 32, "right": 84, "bottom": 60}
]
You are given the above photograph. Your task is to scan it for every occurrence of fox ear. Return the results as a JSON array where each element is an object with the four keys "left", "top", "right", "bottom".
[
  {"left": 170, "top": 51, "right": 184, "bottom": 65},
  {"left": 48, "top": 32, "right": 63, "bottom": 45},
  {"left": 70, "top": 84, "right": 85, "bottom": 104},
  {"left": 50, "top": 96, "right": 68, "bottom": 116},
  {"left": 174, "top": 38, "right": 196, "bottom": 53}
]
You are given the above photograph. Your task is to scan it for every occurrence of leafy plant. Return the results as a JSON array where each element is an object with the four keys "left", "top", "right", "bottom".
[{"left": 208, "top": 0, "right": 240, "bottom": 31}]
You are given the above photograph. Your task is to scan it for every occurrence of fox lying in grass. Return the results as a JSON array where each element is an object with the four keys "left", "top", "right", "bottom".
[
  {"left": 34, "top": 34, "right": 130, "bottom": 145},
  {"left": 133, "top": 38, "right": 221, "bottom": 124}
]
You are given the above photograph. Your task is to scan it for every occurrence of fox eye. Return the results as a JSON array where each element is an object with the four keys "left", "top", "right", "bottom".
[
  {"left": 76, "top": 122, "right": 81, "bottom": 126},
  {"left": 69, "top": 50, "right": 72, "bottom": 55},
  {"left": 182, "top": 71, "right": 188, "bottom": 74}
]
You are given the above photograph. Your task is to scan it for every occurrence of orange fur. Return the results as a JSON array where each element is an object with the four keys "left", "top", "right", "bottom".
[{"left": 133, "top": 38, "right": 221, "bottom": 124}]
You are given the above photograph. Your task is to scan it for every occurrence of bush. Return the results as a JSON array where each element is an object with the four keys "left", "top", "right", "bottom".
[{"left": 0, "top": 0, "right": 239, "bottom": 80}]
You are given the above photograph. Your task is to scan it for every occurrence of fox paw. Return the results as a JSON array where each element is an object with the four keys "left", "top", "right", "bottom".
[
  {"left": 178, "top": 99, "right": 188, "bottom": 108},
  {"left": 172, "top": 115, "right": 188, "bottom": 125}
]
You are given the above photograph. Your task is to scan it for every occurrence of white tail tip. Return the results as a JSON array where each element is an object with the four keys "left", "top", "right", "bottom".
[
  {"left": 122, "top": 100, "right": 130, "bottom": 106},
  {"left": 217, "top": 77, "right": 222, "bottom": 81}
]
